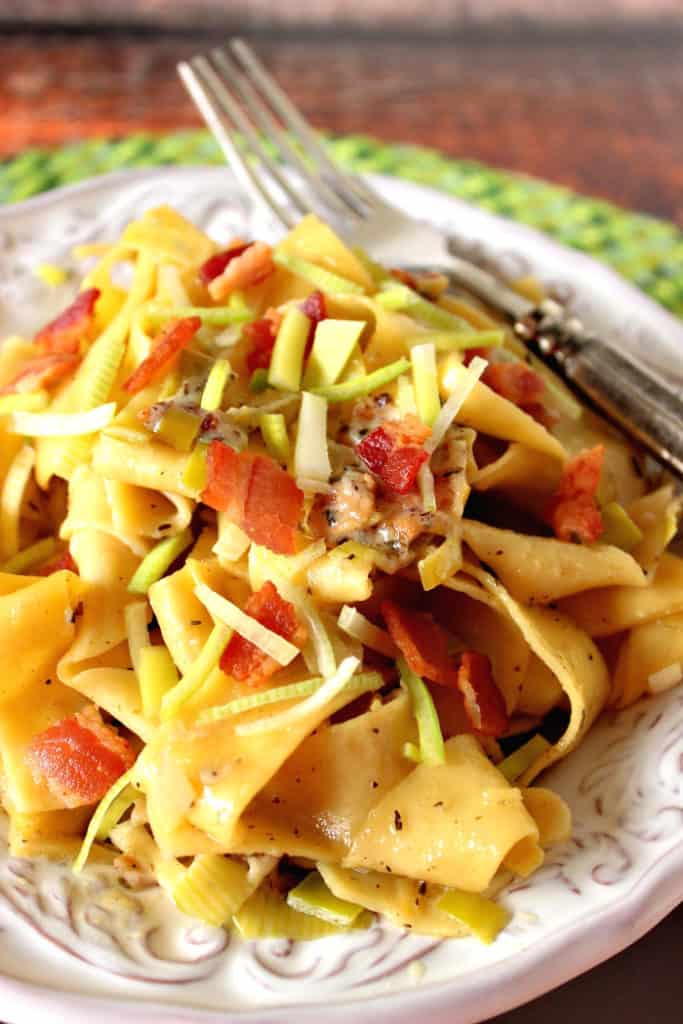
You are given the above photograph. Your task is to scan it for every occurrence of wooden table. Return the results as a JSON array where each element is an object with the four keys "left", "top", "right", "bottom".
[
  {"left": 1, "top": 22, "right": 683, "bottom": 1024},
  {"left": 2, "top": 28, "right": 683, "bottom": 225}
]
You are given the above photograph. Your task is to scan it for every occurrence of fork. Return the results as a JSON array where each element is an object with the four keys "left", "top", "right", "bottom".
[{"left": 178, "top": 39, "right": 683, "bottom": 480}]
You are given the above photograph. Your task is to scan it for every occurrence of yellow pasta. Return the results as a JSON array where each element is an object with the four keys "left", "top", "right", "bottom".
[{"left": 0, "top": 206, "right": 678, "bottom": 945}]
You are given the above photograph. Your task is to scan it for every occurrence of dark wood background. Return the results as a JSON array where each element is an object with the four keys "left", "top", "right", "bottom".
[
  {"left": 2, "top": 25, "right": 683, "bottom": 226},
  {"left": 1, "top": 8, "right": 683, "bottom": 1024}
]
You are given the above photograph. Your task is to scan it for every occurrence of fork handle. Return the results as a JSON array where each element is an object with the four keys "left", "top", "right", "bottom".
[{"left": 518, "top": 306, "right": 683, "bottom": 478}]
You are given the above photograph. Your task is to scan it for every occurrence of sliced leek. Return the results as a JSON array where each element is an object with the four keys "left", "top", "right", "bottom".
[
  {"left": 0, "top": 445, "right": 36, "bottom": 559},
  {"left": 302, "top": 319, "right": 365, "bottom": 389},
  {"left": 8, "top": 403, "right": 116, "bottom": 438},
  {"left": 398, "top": 657, "right": 445, "bottom": 766},
  {"left": 128, "top": 528, "right": 193, "bottom": 595},
  {"left": 437, "top": 889, "right": 510, "bottom": 944},
  {"left": 161, "top": 622, "right": 233, "bottom": 720},
  {"left": 311, "top": 358, "right": 410, "bottom": 404},
  {"left": 287, "top": 871, "right": 364, "bottom": 927},
  {"left": 200, "top": 358, "right": 232, "bottom": 411},
  {"left": 294, "top": 392, "right": 331, "bottom": 483},
  {"left": 194, "top": 581, "right": 300, "bottom": 666},
  {"left": 0, "top": 391, "right": 49, "bottom": 415},
  {"left": 337, "top": 605, "right": 397, "bottom": 658},
  {"left": 0, "top": 536, "right": 57, "bottom": 575},
  {"left": 268, "top": 306, "right": 310, "bottom": 392},
  {"left": 411, "top": 342, "right": 441, "bottom": 427},
  {"left": 139, "top": 643, "right": 179, "bottom": 718},
  {"left": 259, "top": 412, "right": 290, "bottom": 464},
  {"left": 73, "top": 767, "right": 137, "bottom": 872},
  {"left": 497, "top": 734, "right": 551, "bottom": 783},
  {"left": 273, "top": 249, "right": 365, "bottom": 295},
  {"left": 168, "top": 855, "right": 252, "bottom": 926}
]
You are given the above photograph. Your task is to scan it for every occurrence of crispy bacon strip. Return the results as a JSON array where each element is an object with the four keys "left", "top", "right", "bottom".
[
  {"left": 26, "top": 705, "right": 135, "bottom": 809},
  {"left": 0, "top": 352, "right": 81, "bottom": 396},
  {"left": 34, "top": 288, "right": 100, "bottom": 355},
  {"left": 381, "top": 599, "right": 458, "bottom": 686},
  {"left": 122, "top": 316, "right": 201, "bottom": 395},
  {"left": 35, "top": 549, "right": 79, "bottom": 576},
  {"left": 546, "top": 444, "right": 604, "bottom": 544},
  {"left": 208, "top": 242, "right": 274, "bottom": 301},
  {"left": 357, "top": 416, "right": 430, "bottom": 495},
  {"left": 455, "top": 651, "right": 509, "bottom": 737},
  {"left": 202, "top": 441, "right": 304, "bottom": 555},
  {"left": 198, "top": 241, "right": 249, "bottom": 284},
  {"left": 220, "top": 580, "right": 307, "bottom": 688},
  {"left": 244, "top": 318, "right": 277, "bottom": 374}
]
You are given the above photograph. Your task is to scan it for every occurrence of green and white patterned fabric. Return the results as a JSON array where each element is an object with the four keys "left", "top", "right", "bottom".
[{"left": 2, "top": 130, "right": 682, "bottom": 317}]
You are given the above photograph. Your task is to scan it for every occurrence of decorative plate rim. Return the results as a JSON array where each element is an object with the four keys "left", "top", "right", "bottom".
[{"left": 0, "top": 165, "right": 682, "bottom": 1024}]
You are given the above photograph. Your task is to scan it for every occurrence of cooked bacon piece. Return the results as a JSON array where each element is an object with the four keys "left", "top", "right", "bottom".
[
  {"left": 390, "top": 268, "right": 418, "bottom": 288},
  {"left": 546, "top": 444, "right": 604, "bottom": 544},
  {"left": 482, "top": 362, "right": 545, "bottom": 409},
  {"left": 244, "top": 317, "right": 277, "bottom": 374},
  {"left": 122, "top": 316, "right": 201, "bottom": 395},
  {"left": 300, "top": 289, "right": 327, "bottom": 352},
  {"left": 244, "top": 455, "right": 304, "bottom": 555},
  {"left": 34, "top": 288, "right": 100, "bottom": 355},
  {"left": 357, "top": 416, "right": 430, "bottom": 495},
  {"left": 381, "top": 599, "right": 458, "bottom": 687},
  {"left": 208, "top": 242, "right": 274, "bottom": 301},
  {"left": 198, "top": 241, "right": 249, "bottom": 284},
  {"left": 201, "top": 441, "right": 303, "bottom": 555},
  {"left": 35, "top": 549, "right": 79, "bottom": 576},
  {"left": 455, "top": 651, "right": 509, "bottom": 737},
  {"left": 220, "top": 580, "right": 307, "bottom": 687},
  {"left": 26, "top": 705, "right": 135, "bottom": 808},
  {"left": 0, "top": 352, "right": 81, "bottom": 396},
  {"left": 463, "top": 346, "right": 492, "bottom": 367}
]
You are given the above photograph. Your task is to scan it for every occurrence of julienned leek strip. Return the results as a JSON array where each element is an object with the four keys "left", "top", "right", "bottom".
[
  {"left": 73, "top": 767, "right": 137, "bottom": 872},
  {"left": 193, "top": 581, "right": 301, "bottom": 666},
  {"left": 398, "top": 657, "right": 445, "bottom": 765},
  {"left": 7, "top": 403, "right": 116, "bottom": 438},
  {"left": 160, "top": 623, "right": 233, "bottom": 721},
  {"left": 128, "top": 528, "right": 194, "bottom": 595}
]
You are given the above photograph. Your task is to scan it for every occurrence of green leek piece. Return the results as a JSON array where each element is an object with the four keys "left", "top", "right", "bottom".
[
  {"left": 197, "top": 671, "right": 381, "bottom": 726},
  {"left": 249, "top": 368, "right": 270, "bottom": 393},
  {"left": 182, "top": 444, "right": 208, "bottom": 494},
  {"left": 151, "top": 405, "right": 201, "bottom": 452},
  {"left": 160, "top": 622, "right": 233, "bottom": 720},
  {"left": 273, "top": 248, "right": 365, "bottom": 295},
  {"left": 302, "top": 319, "right": 365, "bottom": 389},
  {"left": 73, "top": 767, "right": 137, "bottom": 872},
  {"left": 398, "top": 657, "right": 445, "bottom": 765},
  {"left": 351, "top": 246, "right": 390, "bottom": 284},
  {"left": 497, "top": 734, "right": 551, "bottom": 783},
  {"left": 600, "top": 502, "right": 644, "bottom": 552},
  {"left": 0, "top": 536, "right": 57, "bottom": 574},
  {"left": 259, "top": 412, "right": 290, "bottom": 464},
  {"left": 376, "top": 283, "right": 472, "bottom": 331},
  {"left": 411, "top": 342, "right": 441, "bottom": 426},
  {"left": 294, "top": 392, "right": 331, "bottom": 482},
  {"left": 234, "top": 879, "right": 373, "bottom": 940},
  {"left": 311, "top": 357, "right": 410, "bottom": 404},
  {"left": 95, "top": 784, "right": 136, "bottom": 840},
  {"left": 410, "top": 329, "right": 505, "bottom": 353},
  {"left": 403, "top": 741, "right": 422, "bottom": 763},
  {"left": 144, "top": 303, "right": 252, "bottom": 326},
  {"left": 201, "top": 358, "right": 232, "bottom": 411},
  {"left": 0, "top": 391, "right": 49, "bottom": 415},
  {"left": 437, "top": 889, "right": 511, "bottom": 944},
  {"left": 268, "top": 306, "right": 311, "bottom": 391},
  {"left": 170, "top": 855, "right": 251, "bottom": 927},
  {"left": 287, "top": 871, "right": 364, "bottom": 927},
  {"left": 139, "top": 644, "right": 179, "bottom": 718},
  {"left": 128, "top": 528, "right": 193, "bottom": 595}
]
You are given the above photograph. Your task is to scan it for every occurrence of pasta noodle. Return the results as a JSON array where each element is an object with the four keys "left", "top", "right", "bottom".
[{"left": 0, "top": 206, "right": 678, "bottom": 945}]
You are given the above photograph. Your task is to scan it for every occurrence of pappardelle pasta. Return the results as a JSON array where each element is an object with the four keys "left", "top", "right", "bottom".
[{"left": 0, "top": 207, "right": 680, "bottom": 944}]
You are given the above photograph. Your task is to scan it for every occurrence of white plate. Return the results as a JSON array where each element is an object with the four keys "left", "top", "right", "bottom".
[{"left": 0, "top": 166, "right": 682, "bottom": 1024}]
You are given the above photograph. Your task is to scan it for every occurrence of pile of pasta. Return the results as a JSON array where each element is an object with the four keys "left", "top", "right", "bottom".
[{"left": 0, "top": 207, "right": 680, "bottom": 944}]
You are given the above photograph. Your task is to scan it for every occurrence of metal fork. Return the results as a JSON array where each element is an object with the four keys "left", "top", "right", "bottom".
[{"left": 179, "top": 39, "right": 683, "bottom": 479}]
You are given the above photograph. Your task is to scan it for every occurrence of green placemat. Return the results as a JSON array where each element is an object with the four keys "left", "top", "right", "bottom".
[{"left": 2, "top": 131, "right": 683, "bottom": 318}]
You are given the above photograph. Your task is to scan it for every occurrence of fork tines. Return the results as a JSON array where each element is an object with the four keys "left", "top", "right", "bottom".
[{"left": 178, "top": 39, "right": 378, "bottom": 230}]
